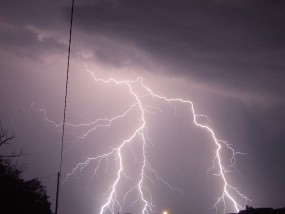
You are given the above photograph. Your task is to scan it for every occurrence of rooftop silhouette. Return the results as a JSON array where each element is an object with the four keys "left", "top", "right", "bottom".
[{"left": 229, "top": 205, "right": 285, "bottom": 214}]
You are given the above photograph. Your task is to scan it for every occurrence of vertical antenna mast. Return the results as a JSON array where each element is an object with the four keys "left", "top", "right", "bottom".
[{"left": 55, "top": 0, "right": 75, "bottom": 213}]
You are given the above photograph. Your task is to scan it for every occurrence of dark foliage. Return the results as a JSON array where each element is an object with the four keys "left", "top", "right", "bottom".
[
  {"left": 0, "top": 121, "right": 51, "bottom": 213},
  {"left": 0, "top": 158, "right": 52, "bottom": 214}
]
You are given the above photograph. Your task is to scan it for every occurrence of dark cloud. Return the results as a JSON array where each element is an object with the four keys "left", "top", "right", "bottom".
[
  {"left": 0, "top": 0, "right": 69, "bottom": 61},
  {"left": 0, "top": 0, "right": 69, "bottom": 29},
  {"left": 1, "top": 0, "right": 285, "bottom": 97},
  {"left": 0, "top": 24, "right": 66, "bottom": 59},
  {"left": 71, "top": 0, "right": 285, "bottom": 98}
]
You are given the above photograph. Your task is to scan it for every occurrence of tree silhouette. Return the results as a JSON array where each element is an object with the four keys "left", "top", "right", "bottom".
[
  {"left": 0, "top": 120, "right": 25, "bottom": 158},
  {"left": 0, "top": 121, "right": 52, "bottom": 214}
]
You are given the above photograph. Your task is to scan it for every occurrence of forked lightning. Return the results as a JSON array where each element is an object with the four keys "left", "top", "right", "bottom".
[{"left": 15, "top": 68, "right": 250, "bottom": 214}]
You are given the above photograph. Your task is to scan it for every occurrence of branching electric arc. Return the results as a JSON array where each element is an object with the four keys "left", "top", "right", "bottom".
[{"left": 14, "top": 68, "right": 250, "bottom": 214}]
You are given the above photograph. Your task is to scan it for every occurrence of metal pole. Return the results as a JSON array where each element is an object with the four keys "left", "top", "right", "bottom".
[
  {"left": 55, "top": 172, "right": 60, "bottom": 214},
  {"left": 55, "top": 0, "right": 75, "bottom": 213}
]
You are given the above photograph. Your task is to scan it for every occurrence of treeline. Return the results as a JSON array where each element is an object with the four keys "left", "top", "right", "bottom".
[{"left": 0, "top": 120, "right": 52, "bottom": 214}]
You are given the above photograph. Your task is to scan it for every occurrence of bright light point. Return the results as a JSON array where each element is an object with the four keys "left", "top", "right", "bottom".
[{"left": 163, "top": 211, "right": 168, "bottom": 214}]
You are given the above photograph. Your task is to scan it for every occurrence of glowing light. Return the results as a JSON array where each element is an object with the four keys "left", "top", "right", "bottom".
[{"left": 15, "top": 68, "right": 250, "bottom": 214}]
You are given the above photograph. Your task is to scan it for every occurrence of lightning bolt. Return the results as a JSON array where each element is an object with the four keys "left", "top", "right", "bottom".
[{"left": 13, "top": 68, "right": 250, "bottom": 214}]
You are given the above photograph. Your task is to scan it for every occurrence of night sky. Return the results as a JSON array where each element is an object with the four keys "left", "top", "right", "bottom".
[{"left": 0, "top": 1, "right": 285, "bottom": 214}]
